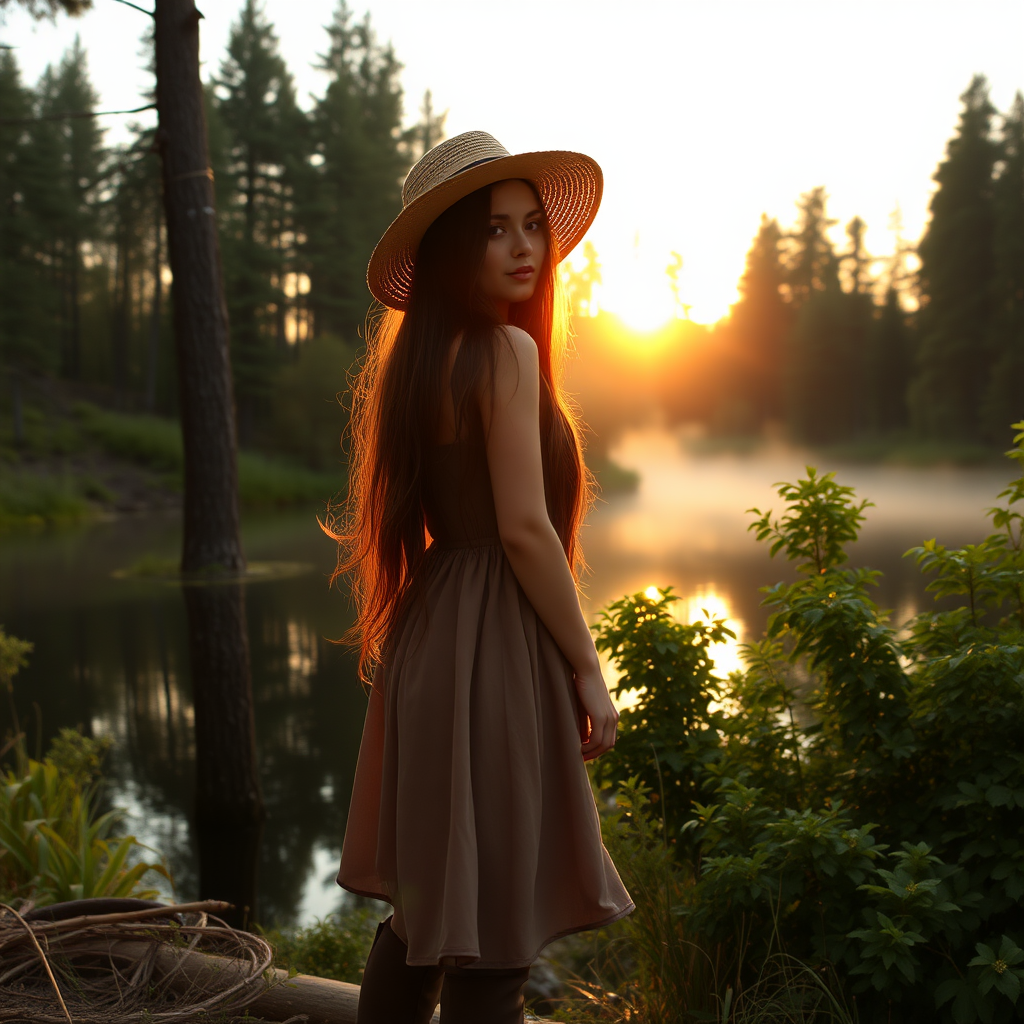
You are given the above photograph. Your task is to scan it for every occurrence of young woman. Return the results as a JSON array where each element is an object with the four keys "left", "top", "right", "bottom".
[{"left": 332, "top": 131, "right": 634, "bottom": 1024}]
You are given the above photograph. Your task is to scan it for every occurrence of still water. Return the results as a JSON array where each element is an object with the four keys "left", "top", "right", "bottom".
[{"left": 0, "top": 427, "right": 1009, "bottom": 927}]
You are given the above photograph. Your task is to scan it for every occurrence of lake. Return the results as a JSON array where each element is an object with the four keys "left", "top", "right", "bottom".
[{"left": 0, "top": 426, "right": 1009, "bottom": 927}]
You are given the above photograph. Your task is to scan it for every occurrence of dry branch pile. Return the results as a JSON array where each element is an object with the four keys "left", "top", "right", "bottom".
[{"left": 0, "top": 899, "right": 296, "bottom": 1024}]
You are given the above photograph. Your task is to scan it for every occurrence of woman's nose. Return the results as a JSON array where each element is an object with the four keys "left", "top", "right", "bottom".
[{"left": 511, "top": 230, "right": 532, "bottom": 257}]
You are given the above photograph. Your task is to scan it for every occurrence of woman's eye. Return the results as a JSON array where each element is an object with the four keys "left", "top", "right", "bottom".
[
  {"left": 488, "top": 224, "right": 504, "bottom": 236},
  {"left": 527, "top": 220, "right": 544, "bottom": 232}
]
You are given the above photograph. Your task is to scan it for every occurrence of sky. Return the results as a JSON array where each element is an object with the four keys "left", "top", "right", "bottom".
[{"left": 2, "top": 0, "right": 1022, "bottom": 324}]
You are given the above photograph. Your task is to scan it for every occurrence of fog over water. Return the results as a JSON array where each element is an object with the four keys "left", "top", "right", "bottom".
[{"left": 0, "top": 427, "right": 1007, "bottom": 926}]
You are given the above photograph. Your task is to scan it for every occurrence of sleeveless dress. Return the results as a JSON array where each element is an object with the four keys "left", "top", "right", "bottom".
[{"left": 337, "top": 434, "right": 634, "bottom": 969}]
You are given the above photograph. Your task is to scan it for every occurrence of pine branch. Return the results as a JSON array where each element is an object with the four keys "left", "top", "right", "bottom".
[
  {"left": 110, "top": 0, "right": 152, "bottom": 14},
  {"left": 0, "top": 102, "right": 155, "bottom": 125}
]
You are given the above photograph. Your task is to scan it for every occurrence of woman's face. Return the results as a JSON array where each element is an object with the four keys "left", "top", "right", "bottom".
[{"left": 477, "top": 179, "right": 547, "bottom": 315}]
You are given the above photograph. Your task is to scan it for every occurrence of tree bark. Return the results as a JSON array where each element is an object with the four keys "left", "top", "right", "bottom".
[
  {"left": 154, "top": 0, "right": 265, "bottom": 912},
  {"left": 154, "top": 0, "right": 244, "bottom": 574},
  {"left": 10, "top": 368, "right": 24, "bottom": 448}
]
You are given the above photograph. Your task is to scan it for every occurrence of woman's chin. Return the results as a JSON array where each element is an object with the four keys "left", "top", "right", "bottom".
[{"left": 503, "top": 282, "right": 538, "bottom": 305}]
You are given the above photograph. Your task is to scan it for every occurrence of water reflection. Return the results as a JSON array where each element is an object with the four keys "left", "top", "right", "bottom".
[{"left": 0, "top": 428, "right": 1008, "bottom": 926}]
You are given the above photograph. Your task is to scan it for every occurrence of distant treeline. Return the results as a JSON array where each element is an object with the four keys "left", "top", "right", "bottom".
[
  {"left": 1, "top": 12, "right": 1021, "bottom": 462},
  {"left": 570, "top": 76, "right": 1024, "bottom": 451},
  {"left": 0, "top": 0, "right": 440, "bottom": 464}
]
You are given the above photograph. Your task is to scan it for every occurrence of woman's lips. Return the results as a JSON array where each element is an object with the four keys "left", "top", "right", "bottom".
[{"left": 508, "top": 266, "right": 535, "bottom": 280}]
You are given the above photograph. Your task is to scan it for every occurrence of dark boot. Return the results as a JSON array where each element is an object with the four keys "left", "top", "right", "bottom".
[
  {"left": 439, "top": 965, "right": 532, "bottom": 1024},
  {"left": 357, "top": 916, "right": 444, "bottom": 1024}
]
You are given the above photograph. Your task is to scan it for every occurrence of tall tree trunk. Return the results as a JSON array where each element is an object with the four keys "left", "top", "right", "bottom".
[
  {"left": 112, "top": 227, "right": 129, "bottom": 409},
  {"left": 11, "top": 367, "right": 24, "bottom": 448},
  {"left": 154, "top": 0, "right": 264, "bottom": 924},
  {"left": 155, "top": 0, "right": 244, "bottom": 574},
  {"left": 146, "top": 199, "right": 163, "bottom": 413},
  {"left": 69, "top": 231, "right": 81, "bottom": 380}
]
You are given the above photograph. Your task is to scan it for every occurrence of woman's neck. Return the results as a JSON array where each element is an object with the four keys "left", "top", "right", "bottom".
[{"left": 483, "top": 297, "right": 510, "bottom": 322}]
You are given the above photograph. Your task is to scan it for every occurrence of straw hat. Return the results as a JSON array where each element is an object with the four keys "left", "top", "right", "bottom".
[{"left": 367, "top": 131, "right": 603, "bottom": 310}]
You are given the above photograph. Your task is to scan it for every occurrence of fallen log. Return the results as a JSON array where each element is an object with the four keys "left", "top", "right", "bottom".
[{"left": 4, "top": 901, "right": 538, "bottom": 1023}]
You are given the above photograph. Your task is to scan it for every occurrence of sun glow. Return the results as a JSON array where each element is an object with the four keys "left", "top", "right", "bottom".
[
  {"left": 604, "top": 584, "right": 746, "bottom": 714},
  {"left": 566, "top": 236, "right": 687, "bottom": 335},
  {"left": 592, "top": 276, "right": 677, "bottom": 334}
]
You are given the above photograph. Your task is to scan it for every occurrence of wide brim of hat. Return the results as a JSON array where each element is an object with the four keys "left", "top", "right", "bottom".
[{"left": 367, "top": 150, "right": 603, "bottom": 311}]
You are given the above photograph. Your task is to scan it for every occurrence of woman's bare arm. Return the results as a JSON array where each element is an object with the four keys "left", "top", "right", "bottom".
[{"left": 481, "top": 326, "right": 618, "bottom": 761}]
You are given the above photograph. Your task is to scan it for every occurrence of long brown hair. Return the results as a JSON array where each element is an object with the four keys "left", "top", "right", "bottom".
[{"left": 328, "top": 180, "right": 594, "bottom": 682}]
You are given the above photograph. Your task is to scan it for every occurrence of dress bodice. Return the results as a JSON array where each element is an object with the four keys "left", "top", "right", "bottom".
[{"left": 423, "top": 438, "right": 500, "bottom": 547}]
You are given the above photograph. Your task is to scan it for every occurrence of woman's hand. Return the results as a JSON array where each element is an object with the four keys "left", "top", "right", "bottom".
[{"left": 573, "top": 665, "right": 619, "bottom": 762}]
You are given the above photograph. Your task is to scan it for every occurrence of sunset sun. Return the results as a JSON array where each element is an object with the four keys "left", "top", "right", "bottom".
[{"left": 594, "top": 276, "right": 677, "bottom": 334}]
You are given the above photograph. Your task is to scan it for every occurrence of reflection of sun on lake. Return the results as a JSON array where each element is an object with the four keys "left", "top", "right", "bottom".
[{"left": 603, "top": 582, "right": 745, "bottom": 713}]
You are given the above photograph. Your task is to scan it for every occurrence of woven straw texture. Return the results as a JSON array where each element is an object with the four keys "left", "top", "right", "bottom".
[{"left": 368, "top": 131, "right": 602, "bottom": 310}]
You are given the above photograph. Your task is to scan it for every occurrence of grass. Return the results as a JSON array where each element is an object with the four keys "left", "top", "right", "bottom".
[
  {"left": 73, "top": 401, "right": 343, "bottom": 507},
  {"left": 76, "top": 402, "right": 184, "bottom": 473},
  {"left": 0, "top": 469, "right": 93, "bottom": 529},
  {"left": 261, "top": 906, "right": 380, "bottom": 984},
  {"left": 238, "top": 450, "right": 343, "bottom": 507}
]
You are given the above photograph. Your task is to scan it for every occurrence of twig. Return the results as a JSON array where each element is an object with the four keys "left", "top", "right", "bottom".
[
  {"left": 110, "top": 0, "right": 154, "bottom": 14},
  {"left": 0, "top": 903, "right": 73, "bottom": 1024},
  {"left": 8, "top": 899, "right": 231, "bottom": 937},
  {"left": 0, "top": 103, "right": 156, "bottom": 126}
]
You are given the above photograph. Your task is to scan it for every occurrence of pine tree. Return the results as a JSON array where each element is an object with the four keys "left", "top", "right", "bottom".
[
  {"left": 786, "top": 279, "right": 867, "bottom": 444},
  {"left": 407, "top": 88, "right": 446, "bottom": 164},
  {"left": 299, "top": 1, "right": 409, "bottom": 341},
  {"left": 52, "top": 37, "right": 103, "bottom": 380},
  {"left": 729, "top": 214, "right": 791, "bottom": 423},
  {"left": 909, "top": 75, "right": 998, "bottom": 441},
  {"left": 107, "top": 133, "right": 163, "bottom": 408},
  {"left": 21, "top": 39, "right": 104, "bottom": 382},
  {"left": 213, "top": 0, "right": 304, "bottom": 444},
  {"left": 864, "top": 287, "right": 912, "bottom": 433},
  {"left": 783, "top": 186, "right": 838, "bottom": 310},
  {"left": 983, "top": 91, "right": 1024, "bottom": 442},
  {"left": 781, "top": 190, "right": 868, "bottom": 443},
  {"left": 0, "top": 0, "right": 91, "bottom": 14},
  {"left": 0, "top": 48, "right": 47, "bottom": 443}
]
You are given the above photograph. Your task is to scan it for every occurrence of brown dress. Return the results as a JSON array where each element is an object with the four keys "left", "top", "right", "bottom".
[{"left": 337, "top": 435, "right": 634, "bottom": 968}]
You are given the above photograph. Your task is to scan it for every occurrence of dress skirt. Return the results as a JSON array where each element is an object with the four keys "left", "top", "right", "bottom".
[{"left": 337, "top": 538, "right": 634, "bottom": 968}]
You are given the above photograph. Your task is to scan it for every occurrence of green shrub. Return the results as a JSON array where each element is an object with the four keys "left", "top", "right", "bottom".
[
  {"left": 0, "top": 754, "right": 171, "bottom": 906},
  {"left": 0, "top": 470, "right": 91, "bottom": 528},
  {"left": 554, "top": 777, "right": 855, "bottom": 1023},
  {"left": 0, "top": 629, "right": 171, "bottom": 907},
  {"left": 270, "top": 335, "right": 355, "bottom": 471},
  {"left": 45, "top": 726, "right": 113, "bottom": 788},
  {"left": 592, "top": 422, "right": 1024, "bottom": 1022},
  {"left": 76, "top": 402, "right": 184, "bottom": 473},
  {"left": 237, "top": 450, "right": 342, "bottom": 507},
  {"left": 263, "top": 906, "right": 379, "bottom": 983},
  {"left": 75, "top": 401, "right": 343, "bottom": 507}
]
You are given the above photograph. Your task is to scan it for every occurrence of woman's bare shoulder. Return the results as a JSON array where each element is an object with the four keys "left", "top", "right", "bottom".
[
  {"left": 497, "top": 324, "right": 538, "bottom": 351},
  {"left": 492, "top": 325, "right": 538, "bottom": 377},
  {"left": 479, "top": 326, "right": 539, "bottom": 429}
]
